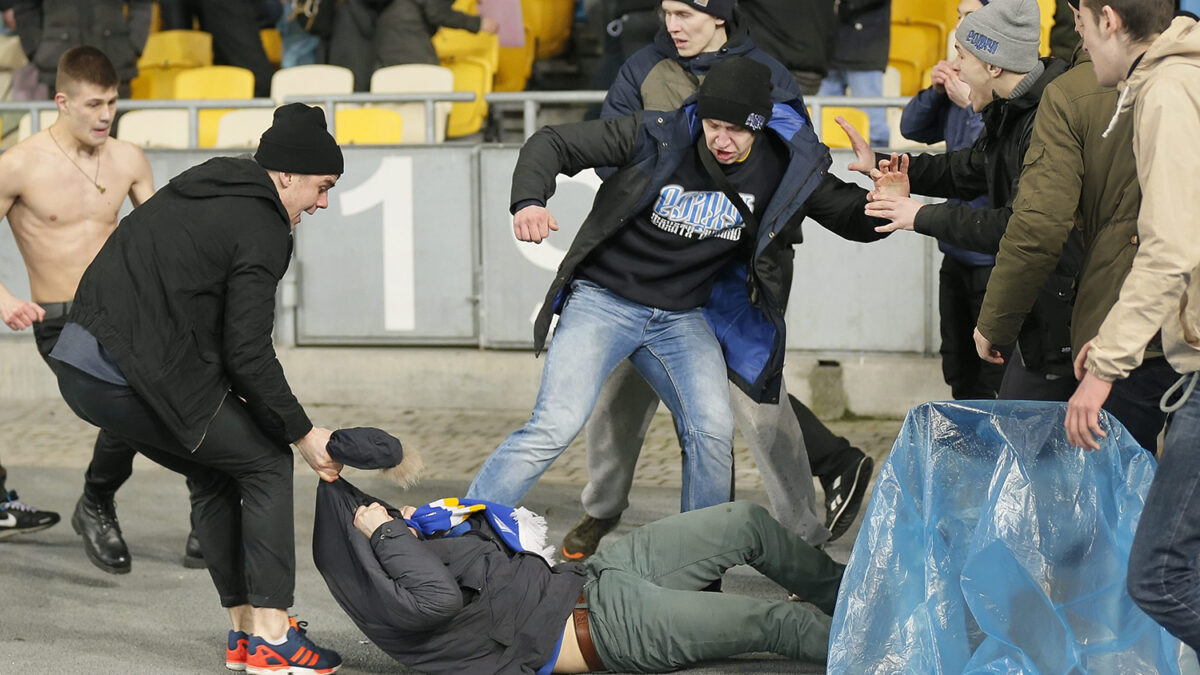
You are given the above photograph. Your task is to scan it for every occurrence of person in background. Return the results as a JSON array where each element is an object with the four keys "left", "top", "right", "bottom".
[
  {"left": 819, "top": 0, "right": 891, "bottom": 145},
  {"left": 899, "top": 0, "right": 1002, "bottom": 400}
]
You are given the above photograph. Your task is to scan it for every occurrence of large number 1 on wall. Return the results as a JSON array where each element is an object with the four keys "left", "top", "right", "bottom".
[{"left": 339, "top": 156, "right": 416, "bottom": 332}]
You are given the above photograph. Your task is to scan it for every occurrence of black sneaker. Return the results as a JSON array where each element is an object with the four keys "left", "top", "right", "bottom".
[
  {"left": 0, "top": 490, "right": 60, "bottom": 539},
  {"left": 561, "top": 514, "right": 621, "bottom": 560},
  {"left": 821, "top": 450, "right": 873, "bottom": 542}
]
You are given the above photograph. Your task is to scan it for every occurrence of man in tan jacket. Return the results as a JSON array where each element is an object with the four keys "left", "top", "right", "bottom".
[{"left": 1067, "top": 0, "right": 1200, "bottom": 653}]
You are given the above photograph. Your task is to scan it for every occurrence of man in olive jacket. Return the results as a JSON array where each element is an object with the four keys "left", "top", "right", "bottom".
[{"left": 973, "top": 20, "right": 1176, "bottom": 454}]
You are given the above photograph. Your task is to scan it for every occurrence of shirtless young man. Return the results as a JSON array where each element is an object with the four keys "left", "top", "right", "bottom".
[{"left": 0, "top": 46, "right": 157, "bottom": 572}]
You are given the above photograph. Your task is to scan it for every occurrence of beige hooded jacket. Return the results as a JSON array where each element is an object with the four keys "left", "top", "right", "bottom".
[{"left": 1086, "top": 16, "right": 1200, "bottom": 382}]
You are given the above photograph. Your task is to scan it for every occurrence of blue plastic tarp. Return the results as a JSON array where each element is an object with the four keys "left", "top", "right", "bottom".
[{"left": 828, "top": 401, "right": 1181, "bottom": 674}]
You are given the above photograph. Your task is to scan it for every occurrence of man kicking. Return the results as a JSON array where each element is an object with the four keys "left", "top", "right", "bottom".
[{"left": 464, "top": 57, "right": 886, "bottom": 515}]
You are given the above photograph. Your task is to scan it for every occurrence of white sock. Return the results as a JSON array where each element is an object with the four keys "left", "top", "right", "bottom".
[{"left": 264, "top": 632, "right": 290, "bottom": 646}]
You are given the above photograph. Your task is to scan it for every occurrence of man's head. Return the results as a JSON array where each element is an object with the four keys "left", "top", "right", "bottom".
[
  {"left": 697, "top": 57, "right": 772, "bottom": 163},
  {"left": 954, "top": 0, "right": 1042, "bottom": 111},
  {"left": 255, "top": 103, "right": 344, "bottom": 227},
  {"left": 53, "top": 46, "right": 119, "bottom": 148},
  {"left": 661, "top": 0, "right": 732, "bottom": 57},
  {"left": 1078, "top": 0, "right": 1173, "bottom": 86}
]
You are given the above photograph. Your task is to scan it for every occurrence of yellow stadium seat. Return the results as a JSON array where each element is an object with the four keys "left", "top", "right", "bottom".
[
  {"left": 887, "top": 57, "right": 923, "bottom": 96},
  {"left": 270, "top": 64, "right": 354, "bottom": 106},
  {"left": 521, "top": 0, "right": 574, "bottom": 60},
  {"left": 117, "top": 109, "right": 190, "bottom": 148},
  {"left": 496, "top": 26, "right": 535, "bottom": 92},
  {"left": 261, "top": 29, "right": 283, "bottom": 68},
  {"left": 138, "top": 29, "right": 213, "bottom": 70},
  {"left": 150, "top": 0, "right": 162, "bottom": 34},
  {"left": 821, "top": 106, "right": 871, "bottom": 150},
  {"left": 892, "top": 0, "right": 948, "bottom": 39},
  {"left": 334, "top": 107, "right": 405, "bottom": 145},
  {"left": 442, "top": 56, "right": 490, "bottom": 138},
  {"left": 370, "top": 64, "right": 455, "bottom": 143},
  {"left": 130, "top": 65, "right": 191, "bottom": 99},
  {"left": 890, "top": 22, "right": 943, "bottom": 75},
  {"left": 174, "top": 66, "right": 255, "bottom": 147},
  {"left": 1039, "top": 0, "right": 1054, "bottom": 57},
  {"left": 433, "top": 27, "right": 500, "bottom": 73}
]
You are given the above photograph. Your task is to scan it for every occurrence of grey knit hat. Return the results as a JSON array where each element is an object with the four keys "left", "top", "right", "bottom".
[{"left": 955, "top": 0, "right": 1041, "bottom": 73}]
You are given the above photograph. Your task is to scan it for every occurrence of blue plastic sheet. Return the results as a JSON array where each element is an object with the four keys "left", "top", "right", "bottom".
[{"left": 828, "top": 401, "right": 1181, "bottom": 674}]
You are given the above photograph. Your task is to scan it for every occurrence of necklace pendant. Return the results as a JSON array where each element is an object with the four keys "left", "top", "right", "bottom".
[{"left": 96, "top": 184, "right": 106, "bottom": 194}]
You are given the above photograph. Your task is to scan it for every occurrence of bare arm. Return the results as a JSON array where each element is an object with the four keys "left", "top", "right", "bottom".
[
  {"left": 126, "top": 146, "right": 155, "bottom": 206},
  {"left": 0, "top": 149, "right": 43, "bottom": 331}
]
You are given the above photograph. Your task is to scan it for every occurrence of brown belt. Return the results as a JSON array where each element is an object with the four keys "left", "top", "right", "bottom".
[{"left": 573, "top": 591, "right": 605, "bottom": 672}]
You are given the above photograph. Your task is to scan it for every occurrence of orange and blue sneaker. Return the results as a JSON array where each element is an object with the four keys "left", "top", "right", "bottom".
[
  {"left": 226, "top": 630, "right": 249, "bottom": 671},
  {"left": 246, "top": 617, "right": 341, "bottom": 674}
]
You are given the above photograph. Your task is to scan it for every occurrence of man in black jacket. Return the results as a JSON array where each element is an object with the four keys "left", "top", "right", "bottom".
[
  {"left": 465, "top": 58, "right": 886, "bottom": 517},
  {"left": 49, "top": 104, "right": 345, "bottom": 674},
  {"left": 843, "top": 0, "right": 1076, "bottom": 400},
  {"left": 317, "top": 479, "right": 842, "bottom": 673}
]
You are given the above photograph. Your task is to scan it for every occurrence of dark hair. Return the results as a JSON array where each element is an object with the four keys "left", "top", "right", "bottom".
[
  {"left": 55, "top": 46, "right": 119, "bottom": 94},
  {"left": 1080, "top": 0, "right": 1174, "bottom": 42}
]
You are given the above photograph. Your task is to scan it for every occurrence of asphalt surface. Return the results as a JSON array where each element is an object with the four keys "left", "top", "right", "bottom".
[{"left": 0, "top": 398, "right": 902, "bottom": 674}]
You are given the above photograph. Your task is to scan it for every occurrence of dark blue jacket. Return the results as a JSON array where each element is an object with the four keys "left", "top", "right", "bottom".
[
  {"left": 511, "top": 104, "right": 886, "bottom": 403},
  {"left": 600, "top": 21, "right": 804, "bottom": 120},
  {"left": 900, "top": 86, "right": 994, "bottom": 267}
]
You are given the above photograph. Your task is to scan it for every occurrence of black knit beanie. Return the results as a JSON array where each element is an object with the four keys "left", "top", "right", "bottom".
[
  {"left": 255, "top": 103, "right": 344, "bottom": 176},
  {"left": 679, "top": 0, "right": 734, "bottom": 22},
  {"left": 697, "top": 57, "right": 773, "bottom": 131}
]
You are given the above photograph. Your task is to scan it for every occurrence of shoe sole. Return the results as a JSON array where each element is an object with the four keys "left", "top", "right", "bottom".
[
  {"left": 245, "top": 665, "right": 340, "bottom": 675},
  {"left": 71, "top": 510, "right": 132, "bottom": 575},
  {"left": 184, "top": 554, "right": 207, "bottom": 569},
  {"left": 0, "top": 521, "right": 57, "bottom": 539},
  {"left": 226, "top": 661, "right": 247, "bottom": 672},
  {"left": 561, "top": 546, "right": 587, "bottom": 561},
  {"left": 827, "top": 456, "right": 874, "bottom": 542}
]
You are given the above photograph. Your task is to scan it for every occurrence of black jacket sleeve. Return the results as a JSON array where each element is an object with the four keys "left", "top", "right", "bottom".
[
  {"left": 418, "top": 0, "right": 482, "bottom": 32},
  {"left": 222, "top": 222, "right": 312, "bottom": 444},
  {"left": 367, "top": 524, "right": 465, "bottom": 632},
  {"left": 805, "top": 173, "right": 891, "bottom": 243},
  {"left": 509, "top": 114, "right": 643, "bottom": 209},
  {"left": 912, "top": 201, "right": 1012, "bottom": 255}
]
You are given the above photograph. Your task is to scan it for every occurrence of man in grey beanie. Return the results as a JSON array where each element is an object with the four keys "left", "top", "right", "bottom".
[
  {"left": 841, "top": 0, "right": 1077, "bottom": 401},
  {"left": 48, "top": 102, "right": 346, "bottom": 671}
]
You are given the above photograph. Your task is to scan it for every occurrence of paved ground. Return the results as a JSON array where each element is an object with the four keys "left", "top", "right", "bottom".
[{"left": 0, "top": 397, "right": 904, "bottom": 674}]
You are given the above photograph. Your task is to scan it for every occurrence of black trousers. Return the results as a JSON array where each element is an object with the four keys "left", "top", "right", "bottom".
[
  {"left": 33, "top": 313, "right": 134, "bottom": 502},
  {"left": 160, "top": 0, "right": 274, "bottom": 98},
  {"left": 53, "top": 363, "right": 296, "bottom": 609},
  {"left": 939, "top": 257, "right": 1005, "bottom": 400},
  {"left": 789, "top": 394, "right": 854, "bottom": 477},
  {"left": 1105, "top": 356, "right": 1178, "bottom": 454}
]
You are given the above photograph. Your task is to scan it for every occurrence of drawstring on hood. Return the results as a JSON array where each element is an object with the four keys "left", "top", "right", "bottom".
[{"left": 1102, "top": 16, "right": 1200, "bottom": 137}]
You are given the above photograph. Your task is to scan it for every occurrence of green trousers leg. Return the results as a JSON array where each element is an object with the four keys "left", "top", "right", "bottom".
[{"left": 585, "top": 501, "right": 844, "bottom": 672}]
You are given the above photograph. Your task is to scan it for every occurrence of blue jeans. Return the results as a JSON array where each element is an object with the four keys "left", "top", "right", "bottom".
[
  {"left": 279, "top": 1, "right": 320, "bottom": 68},
  {"left": 467, "top": 280, "right": 735, "bottom": 511},
  {"left": 1127, "top": 370, "right": 1200, "bottom": 654},
  {"left": 819, "top": 68, "right": 889, "bottom": 146}
]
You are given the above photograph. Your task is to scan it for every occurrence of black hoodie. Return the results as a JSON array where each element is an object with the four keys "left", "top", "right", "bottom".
[{"left": 70, "top": 156, "right": 311, "bottom": 450}]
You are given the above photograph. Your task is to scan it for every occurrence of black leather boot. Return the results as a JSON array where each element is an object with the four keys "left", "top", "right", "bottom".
[
  {"left": 183, "top": 527, "right": 205, "bottom": 569},
  {"left": 71, "top": 493, "right": 131, "bottom": 574}
]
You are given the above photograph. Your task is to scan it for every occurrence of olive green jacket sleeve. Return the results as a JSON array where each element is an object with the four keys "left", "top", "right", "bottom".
[{"left": 975, "top": 75, "right": 1081, "bottom": 348}]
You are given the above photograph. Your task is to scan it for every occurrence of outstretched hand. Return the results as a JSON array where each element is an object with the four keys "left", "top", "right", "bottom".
[
  {"left": 838, "top": 116, "right": 875, "bottom": 175},
  {"left": 865, "top": 195, "right": 923, "bottom": 233},
  {"left": 513, "top": 205, "right": 559, "bottom": 244},
  {"left": 870, "top": 152, "right": 910, "bottom": 199}
]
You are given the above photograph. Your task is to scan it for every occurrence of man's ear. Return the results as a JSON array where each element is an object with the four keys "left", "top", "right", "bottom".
[
  {"left": 987, "top": 63, "right": 1004, "bottom": 79},
  {"left": 1099, "top": 4, "right": 1122, "bottom": 38}
]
